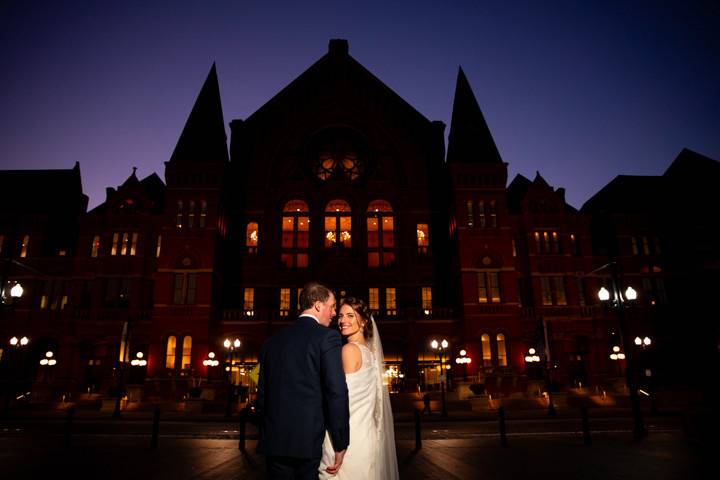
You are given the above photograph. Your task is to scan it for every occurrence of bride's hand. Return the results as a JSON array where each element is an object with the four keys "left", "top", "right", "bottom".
[{"left": 325, "top": 449, "right": 346, "bottom": 475}]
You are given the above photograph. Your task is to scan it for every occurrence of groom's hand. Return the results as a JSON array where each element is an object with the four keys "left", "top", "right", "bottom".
[{"left": 325, "top": 449, "right": 346, "bottom": 475}]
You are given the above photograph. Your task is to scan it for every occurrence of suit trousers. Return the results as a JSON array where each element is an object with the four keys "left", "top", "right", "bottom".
[{"left": 266, "top": 455, "right": 321, "bottom": 480}]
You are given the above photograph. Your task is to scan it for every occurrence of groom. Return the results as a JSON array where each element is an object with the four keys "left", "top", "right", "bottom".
[{"left": 257, "top": 281, "right": 350, "bottom": 479}]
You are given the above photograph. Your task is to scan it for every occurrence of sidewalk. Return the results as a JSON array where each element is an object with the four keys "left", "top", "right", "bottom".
[{"left": 0, "top": 429, "right": 704, "bottom": 479}]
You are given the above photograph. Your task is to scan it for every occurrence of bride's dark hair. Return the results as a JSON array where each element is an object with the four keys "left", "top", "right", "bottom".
[{"left": 340, "top": 297, "right": 373, "bottom": 341}]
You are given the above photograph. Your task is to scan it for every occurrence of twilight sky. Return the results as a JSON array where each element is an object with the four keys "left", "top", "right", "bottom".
[{"left": 1, "top": 0, "right": 718, "bottom": 209}]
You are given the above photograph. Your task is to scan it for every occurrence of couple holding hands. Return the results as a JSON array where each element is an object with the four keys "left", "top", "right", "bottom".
[{"left": 257, "top": 281, "right": 399, "bottom": 479}]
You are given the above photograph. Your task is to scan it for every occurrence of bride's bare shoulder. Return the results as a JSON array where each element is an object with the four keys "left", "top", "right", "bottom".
[{"left": 342, "top": 343, "right": 362, "bottom": 373}]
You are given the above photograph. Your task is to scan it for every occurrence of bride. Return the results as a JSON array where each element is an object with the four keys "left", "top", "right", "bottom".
[{"left": 319, "top": 297, "right": 399, "bottom": 479}]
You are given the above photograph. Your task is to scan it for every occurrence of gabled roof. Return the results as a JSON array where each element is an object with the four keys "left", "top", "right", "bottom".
[
  {"left": 446, "top": 67, "right": 503, "bottom": 164},
  {"left": 507, "top": 172, "right": 577, "bottom": 214},
  {"left": 169, "top": 63, "right": 229, "bottom": 164},
  {"left": 0, "top": 161, "right": 88, "bottom": 214},
  {"left": 581, "top": 175, "right": 665, "bottom": 214},
  {"left": 663, "top": 148, "right": 720, "bottom": 182},
  {"left": 89, "top": 170, "right": 165, "bottom": 215},
  {"left": 242, "top": 39, "right": 433, "bottom": 130}
]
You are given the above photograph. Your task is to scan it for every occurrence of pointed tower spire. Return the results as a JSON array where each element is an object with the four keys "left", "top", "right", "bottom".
[
  {"left": 446, "top": 67, "right": 503, "bottom": 164},
  {"left": 169, "top": 63, "right": 229, "bottom": 164}
]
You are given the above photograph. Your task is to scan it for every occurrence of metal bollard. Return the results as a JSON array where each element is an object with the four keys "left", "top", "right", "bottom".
[
  {"left": 581, "top": 405, "right": 591, "bottom": 445},
  {"left": 498, "top": 406, "right": 508, "bottom": 447},
  {"left": 238, "top": 408, "right": 247, "bottom": 452},
  {"left": 414, "top": 409, "right": 422, "bottom": 450},
  {"left": 150, "top": 405, "right": 161, "bottom": 449},
  {"left": 64, "top": 405, "right": 75, "bottom": 448}
]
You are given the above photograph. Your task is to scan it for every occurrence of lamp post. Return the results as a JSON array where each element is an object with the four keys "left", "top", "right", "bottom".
[
  {"left": 39, "top": 351, "right": 57, "bottom": 383},
  {"left": 224, "top": 338, "right": 241, "bottom": 418},
  {"left": 455, "top": 349, "right": 472, "bottom": 381},
  {"left": 430, "top": 338, "right": 448, "bottom": 417},
  {"left": 597, "top": 262, "right": 647, "bottom": 439},
  {"left": 2, "top": 336, "right": 30, "bottom": 415},
  {"left": 203, "top": 351, "right": 219, "bottom": 382},
  {"left": 634, "top": 336, "right": 656, "bottom": 414}
]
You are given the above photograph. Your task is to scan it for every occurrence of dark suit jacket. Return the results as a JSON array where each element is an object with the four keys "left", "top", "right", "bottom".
[{"left": 257, "top": 315, "right": 350, "bottom": 459}]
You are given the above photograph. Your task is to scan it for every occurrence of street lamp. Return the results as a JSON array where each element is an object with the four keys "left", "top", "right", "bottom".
[
  {"left": 130, "top": 352, "right": 147, "bottom": 367},
  {"left": 39, "top": 351, "right": 57, "bottom": 383},
  {"left": 3, "top": 336, "right": 31, "bottom": 415},
  {"left": 455, "top": 349, "right": 472, "bottom": 381},
  {"left": 597, "top": 263, "right": 647, "bottom": 439},
  {"left": 203, "top": 351, "right": 220, "bottom": 382},
  {"left": 1, "top": 281, "right": 24, "bottom": 305},
  {"left": 430, "top": 338, "right": 448, "bottom": 417},
  {"left": 224, "top": 338, "right": 241, "bottom": 417}
]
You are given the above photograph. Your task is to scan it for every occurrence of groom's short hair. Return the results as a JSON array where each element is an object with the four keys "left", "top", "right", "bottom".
[{"left": 299, "top": 282, "right": 332, "bottom": 311}]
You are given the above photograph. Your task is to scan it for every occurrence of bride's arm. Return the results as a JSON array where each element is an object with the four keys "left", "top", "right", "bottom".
[{"left": 341, "top": 343, "right": 362, "bottom": 374}]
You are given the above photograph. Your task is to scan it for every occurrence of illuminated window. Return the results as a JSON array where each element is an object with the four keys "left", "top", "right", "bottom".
[
  {"left": 281, "top": 200, "right": 309, "bottom": 268},
  {"left": 421, "top": 287, "right": 432, "bottom": 314},
  {"left": 416, "top": 224, "right": 429, "bottom": 254},
  {"left": 199, "top": 200, "right": 207, "bottom": 228},
  {"left": 324, "top": 200, "right": 352, "bottom": 248},
  {"left": 367, "top": 200, "right": 394, "bottom": 267},
  {"left": 496, "top": 333, "right": 507, "bottom": 366},
  {"left": 478, "top": 201, "right": 486, "bottom": 227},
  {"left": 279, "top": 288, "right": 291, "bottom": 316},
  {"left": 91, "top": 235, "right": 100, "bottom": 258},
  {"left": 481, "top": 334, "right": 491, "bottom": 367},
  {"left": 20, "top": 235, "right": 29, "bottom": 258},
  {"left": 540, "top": 277, "right": 553, "bottom": 305},
  {"left": 188, "top": 200, "right": 195, "bottom": 228},
  {"left": 477, "top": 272, "right": 501, "bottom": 303},
  {"left": 176, "top": 201, "right": 183, "bottom": 229},
  {"left": 466, "top": 200, "right": 474, "bottom": 227},
  {"left": 535, "top": 231, "right": 558, "bottom": 254},
  {"left": 172, "top": 273, "right": 196, "bottom": 304},
  {"left": 243, "top": 288, "right": 255, "bottom": 316},
  {"left": 120, "top": 233, "right": 129, "bottom": 255},
  {"left": 156, "top": 235, "right": 162, "bottom": 258},
  {"left": 631, "top": 237, "right": 639, "bottom": 255},
  {"left": 181, "top": 336, "right": 192, "bottom": 369},
  {"left": 165, "top": 336, "right": 177, "bottom": 369},
  {"left": 130, "top": 233, "right": 138, "bottom": 256},
  {"left": 111, "top": 233, "right": 119, "bottom": 255},
  {"left": 540, "top": 276, "right": 566, "bottom": 305},
  {"left": 642, "top": 236, "right": 650, "bottom": 255},
  {"left": 246, "top": 222, "right": 259, "bottom": 254},
  {"left": 385, "top": 287, "right": 397, "bottom": 316},
  {"left": 315, "top": 150, "right": 363, "bottom": 181},
  {"left": 368, "top": 288, "right": 379, "bottom": 310},
  {"left": 489, "top": 200, "right": 497, "bottom": 227},
  {"left": 553, "top": 277, "right": 567, "bottom": 305}
]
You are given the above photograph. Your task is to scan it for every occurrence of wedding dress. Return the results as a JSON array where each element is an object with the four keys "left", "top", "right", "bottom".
[{"left": 319, "top": 318, "right": 399, "bottom": 479}]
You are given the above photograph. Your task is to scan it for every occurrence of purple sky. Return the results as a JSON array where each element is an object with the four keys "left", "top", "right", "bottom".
[{"left": 1, "top": 0, "right": 718, "bottom": 209}]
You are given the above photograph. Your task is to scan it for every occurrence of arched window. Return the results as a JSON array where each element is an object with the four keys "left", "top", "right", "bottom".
[
  {"left": 496, "top": 333, "right": 507, "bottom": 366},
  {"left": 165, "top": 336, "right": 177, "bottom": 369},
  {"left": 199, "top": 200, "right": 207, "bottom": 228},
  {"left": 366, "top": 200, "right": 394, "bottom": 267},
  {"left": 324, "top": 200, "right": 352, "bottom": 248},
  {"left": 281, "top": 200, "right": 309, "bottom": 268},
  {"left": 481, "top": 334, "right": 491, "bottom": 367},
  {"left": 188, "top": 200, "right": 196, "bottom": 228},
  {"left": 181, "top": 336, "right": 192, "bottom": 369},
  {"left": 246, "top": 222, "right": 259, "bottom": 253},
  {"left": 176, "top": 201, "right": 183, "bottom": 229}
]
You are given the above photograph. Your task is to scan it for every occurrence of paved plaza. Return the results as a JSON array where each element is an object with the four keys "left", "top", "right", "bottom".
[{"left": 1, "top": 408, "right": 706, "bottom": 479}]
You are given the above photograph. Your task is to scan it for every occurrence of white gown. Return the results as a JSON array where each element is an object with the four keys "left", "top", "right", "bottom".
[{"left": 319, "top": 341, "right": 398, "bottom": 479}]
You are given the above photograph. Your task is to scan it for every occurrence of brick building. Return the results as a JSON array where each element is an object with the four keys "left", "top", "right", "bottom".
[{"left": 1, "top": 40, "right": 716, "bottom": 408}]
